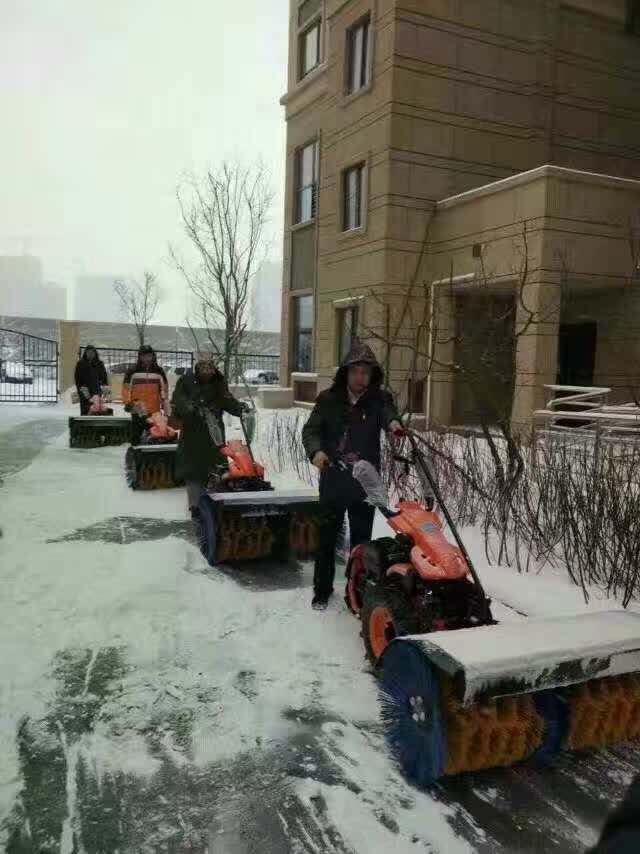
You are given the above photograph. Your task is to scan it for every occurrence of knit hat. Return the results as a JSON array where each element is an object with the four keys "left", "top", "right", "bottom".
[{"left": 340, "top": 339, "right": 379, "bottom": 369}]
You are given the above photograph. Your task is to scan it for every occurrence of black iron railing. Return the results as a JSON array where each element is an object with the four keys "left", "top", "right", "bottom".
[
  {"left": 76, "top": 347, "right": 280, "bottom": 385},
  {"left": 229, "top": 354, "right": 280, "bottom": 385},
  {"left": 0, "top": 328, "right": 58, "bottom": 403},
  {"left": 78, "top": 346, "right": 194, "bottom": 377}
]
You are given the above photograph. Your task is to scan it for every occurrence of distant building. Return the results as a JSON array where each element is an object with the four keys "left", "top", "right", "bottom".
[
  {"left": 72, "top": 274, "right": 123, "bottom": 322},
  {"left": 0, "top": 255, "right": 67, "bottom": 319},
  {"left": 250, "top": 260, "right": 283, "bottom": 333}
]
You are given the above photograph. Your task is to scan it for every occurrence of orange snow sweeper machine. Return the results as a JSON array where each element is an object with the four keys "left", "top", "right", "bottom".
[
  {"left": 197, "top": 415, "right": 320, "bottom": 565},
  {"left": 122, "top": 371, "right": 182, "bottom": 490},
  {"left": 344, "top": 433, "right": 640, "bottom": 787}
]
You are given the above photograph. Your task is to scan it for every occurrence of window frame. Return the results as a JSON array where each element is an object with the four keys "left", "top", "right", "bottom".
[
  {"left": 336, "top": 305, "right": 359, "bottom": 364},
  {"left": 341, "top": 162, "right": 366, "bottom": 233},
  {"left": 346, "top": 14, "right": 371, "bottom": 95},
  {"left": 298, "top": 12, "right": 322, "bottom": 81},
  {"left": 293, "top": 139, "right": 319, "bottom": 225},
  {"left": 292, "top": 294, "right": 314, "bottom": 373}
]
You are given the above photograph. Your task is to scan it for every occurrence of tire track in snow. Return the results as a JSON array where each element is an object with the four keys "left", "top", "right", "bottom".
[{"left": 0, "top": 417, "right": 66, "bottom": 480}]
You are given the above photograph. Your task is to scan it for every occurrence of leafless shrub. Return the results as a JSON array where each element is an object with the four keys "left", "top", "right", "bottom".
[
  {"left": 260, "top": 411, "right": 315, "bottom": 485},
  {"left": 263, "top": 411, "right": 640, "bottom": 606}
]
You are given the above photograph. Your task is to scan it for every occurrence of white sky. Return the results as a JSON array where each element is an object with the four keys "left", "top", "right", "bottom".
[{"left": 0, "top": 0, "right": 289, "bottom": 322}]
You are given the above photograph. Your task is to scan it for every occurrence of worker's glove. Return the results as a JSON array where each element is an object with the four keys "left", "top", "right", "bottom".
[
  {"left": 312, "top": 451, "right": 330, "bottom": 471},
  {"left": 388, "top": 420, "right": 405, "bottom": 438},
  {"left": 239, "top": 401, "right": 253, "bottom": 414},
  {"left": 80, "top": 386, "right": 90, "bottom": 399},
  {"left": 425, "top": 496, "right": 435, "bottom": 511}
]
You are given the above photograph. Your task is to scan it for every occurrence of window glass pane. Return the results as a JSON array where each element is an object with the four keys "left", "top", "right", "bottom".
[
  {"left": 298, "top": 186, "right": 313, "bottom": 222},
  {"left": 343, "top": 165, "right": 362, "bottom": 230},
  {"left": 293, "top": 295, "right": 313, "bottom": 372},
  {"left": 298, "top": 0, "right": 321, "bottom": 28},
  {"left": 350, "top": 25, "right": 364, "bottom": 92},
  {"left": 295, "top": 331, "right": 312, "bottom": 372},
  {"left": 338, "top": 307, "right": 358, "bottom": 361},
  {"left": 295, "top": 141, "right": 318, "bottom": 223},
  {"left": 297, "top": 295, "right": 313, "bottom": 329},
  {"left": 301, "top": 143, "right": 315, "bottom": 185},
  {"left": 362, "top": 22, "right": 370, "bottom": 86},
  {"left": 347, "top": 18, "right": 370, "bottom": 93},
  {"left": 301, "top": 23, "right": 319, "bottom": 76}
]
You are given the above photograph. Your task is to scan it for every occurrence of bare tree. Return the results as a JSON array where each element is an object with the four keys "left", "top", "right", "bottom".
[
  {"left": 171, "top": 162, "right": 273, "bottom": 379},
  {"left": 114, "top": 271, "right": 160, "bottom": 346}
]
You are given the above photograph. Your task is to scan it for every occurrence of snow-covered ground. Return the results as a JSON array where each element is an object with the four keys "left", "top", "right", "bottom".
[{"left": 1, "top": 403, "right": 639, "bottom": 853}]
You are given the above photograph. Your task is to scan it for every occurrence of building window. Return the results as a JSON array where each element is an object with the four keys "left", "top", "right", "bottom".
[
  {"left": 626, "top": 0, "right": 640, "bottom": 34},
  {"left": 342, "top": 163, "right": 365, "bottom": 231},
  {"left": 298, "top": 0, "right": 321, "bottom": 28},
  {"left": 346, "top": 16, "right": 370, "bottom": 94},
  {"left": 299, "top": 20, "right": 321, "bottom": 79},
  {"left": 337, "top": 306, "right": 359, "bottom": 363},
  {"left": 295, "top": 140, "right": 319, "bottom": 224},
  {"left": 293, "top": 295, "right": 313, "bottom": 372},
  {"left": 408, "top": 378, "right": 425, "bottom": 413}
]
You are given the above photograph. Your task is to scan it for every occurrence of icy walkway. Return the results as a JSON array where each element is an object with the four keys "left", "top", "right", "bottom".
[{"left": 1, "top": 405, "right": 639, "bottom": 853}]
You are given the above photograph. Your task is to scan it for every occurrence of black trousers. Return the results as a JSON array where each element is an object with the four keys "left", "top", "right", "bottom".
[
  {"left": 131, "top": 413, "right": 147, "bottom": 446},
  {"left": 313, "top": 500, "right": 375, "bottom": 598}
]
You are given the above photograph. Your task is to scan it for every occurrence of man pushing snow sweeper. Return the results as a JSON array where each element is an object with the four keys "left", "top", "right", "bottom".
[
  {"left": 302, "top": 341, "right": 404, "bottom": 611},
  {"left": 171, "top": 353, "right": 250, "bottom": 518},
  {"left": 122, "top": 344, "right": 169, "bottom": 445}
]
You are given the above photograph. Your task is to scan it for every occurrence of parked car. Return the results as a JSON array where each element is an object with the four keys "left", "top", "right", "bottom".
[
  {"left": 106, "top": 362, "right": 135, "bottom": 375},
  {"left": 0, "top": 361, "right": 33, "bottom": 384},
  {"left": 243, "top": 368, "right": 279, "bottom": 385}
]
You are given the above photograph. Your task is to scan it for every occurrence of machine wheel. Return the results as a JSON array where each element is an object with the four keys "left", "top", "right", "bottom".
[
  {"left": 378, "top": 640, "right": 446, "bottom": 787},
  {"left": 198, "top": 495, "right": 218, "bottom": 567},
  {"left": 345, "top": 546, "right": 366, "bottom": 614},
  {"left": 360, "top": 584, "right": 420, "bottom": 666}
]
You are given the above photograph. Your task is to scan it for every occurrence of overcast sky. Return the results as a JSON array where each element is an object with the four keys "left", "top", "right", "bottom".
[{"left": 0, "top": 0, "right": 289, "bottom": 322}]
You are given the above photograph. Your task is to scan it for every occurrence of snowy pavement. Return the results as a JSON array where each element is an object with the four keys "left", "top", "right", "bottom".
[{"left": 1, "top": 404, "right": 639, "bottom": 853}]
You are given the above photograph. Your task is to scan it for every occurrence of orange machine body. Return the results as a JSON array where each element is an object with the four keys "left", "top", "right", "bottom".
[
  {"left": 147, "top": 412, "right": 178, "bottom": 440},
  {"left": 123, "top": 372, "right": 166, "bottom": 416},
  {"left": 221, "top": 440, "right": 264, "bottom": 480},
  {"left": 387, "top": 501, "right": 469, "bottom": 582},
  {"left": 88, "top": 394, "right": 111, "bottom": 415}
]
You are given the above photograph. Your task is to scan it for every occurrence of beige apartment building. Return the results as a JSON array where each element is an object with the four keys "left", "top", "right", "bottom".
[{"left": 279, "top": 0, "right": 640, "bottom": 427}]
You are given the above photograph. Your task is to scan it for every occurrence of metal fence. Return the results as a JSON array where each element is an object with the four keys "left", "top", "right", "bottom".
[
  {"left": 78, "top": 346, "right": 194, "bottom": 377},
  {"left": 0, "top": 328, "right": 59, "bottom": 403},
  {"left": 77, "top": 347, "right": 279, "bottom": 385},
  {"left": 229, "top": 354, "right": 280, "bottom": 385}
]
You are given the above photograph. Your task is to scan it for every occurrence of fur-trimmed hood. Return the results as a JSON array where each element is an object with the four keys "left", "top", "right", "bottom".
[{"left": 332, "top": 341, "right": 383, "bottom": 389}]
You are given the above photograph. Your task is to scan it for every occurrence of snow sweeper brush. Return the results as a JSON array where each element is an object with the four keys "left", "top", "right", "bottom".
[
  {"left": 123, "top": 373, "right": 183, "bottom": 490},
  {"left": 198, "top": 413, "right": 319, "bottom": 566},
  {"left": 68, "top": 394, "right": 130, "bottom": 448},
  {"left": 345, "top": 434, "right": 640, "bottom": 786},
  {"left": 125, "top": 413, "right": 181, "bottom": 490}
]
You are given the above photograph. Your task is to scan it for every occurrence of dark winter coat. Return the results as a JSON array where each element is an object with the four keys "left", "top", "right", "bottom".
[
  {"left": 302, "top": 342, "right": 399, "bottom": 505},
  {"left": 171, "top": 367, "right": 244, "bottom": 484},
  {"left": 74, "top": 346, "right": 108, "bottom": 406},
  {"left": 589, "top": 773, "right": 640, "bottom": 853}
]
